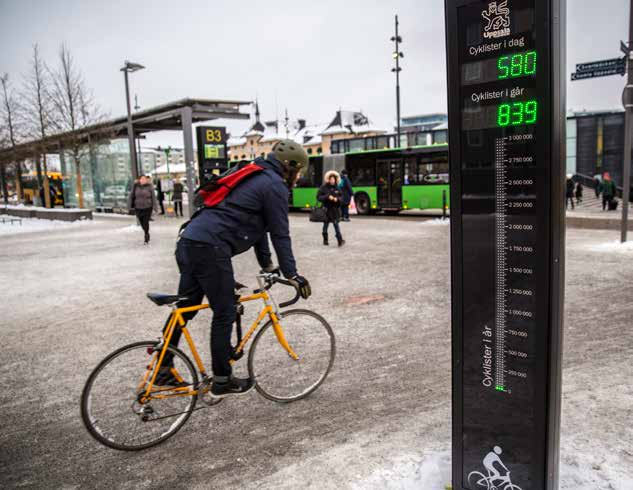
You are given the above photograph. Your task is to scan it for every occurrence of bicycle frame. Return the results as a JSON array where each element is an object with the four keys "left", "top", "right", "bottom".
[{"left": 142, "top": 281, "right": 299, "bottom": 400}]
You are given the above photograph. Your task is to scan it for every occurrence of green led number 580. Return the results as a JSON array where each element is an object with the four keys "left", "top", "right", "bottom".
[
  {"left": 498, "top": 51, "right": 537, "bottom": 79},
  {"left": 497, "top": 100, "right": 538, "bottom": 127}
]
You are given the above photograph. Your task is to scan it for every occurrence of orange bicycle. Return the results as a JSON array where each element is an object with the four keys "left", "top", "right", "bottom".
[{"left": 80, "top": 273, "right": 335, "bottom": 450}]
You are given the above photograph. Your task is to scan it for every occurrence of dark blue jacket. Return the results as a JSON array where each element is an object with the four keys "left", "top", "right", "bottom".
[{"left": 182, "top": 156, "right": 297, "bottom": 278}]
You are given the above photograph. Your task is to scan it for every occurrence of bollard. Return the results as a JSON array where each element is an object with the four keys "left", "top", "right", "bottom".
[{"left": 442, "top": 189, "right": 447, "bottom": 220}]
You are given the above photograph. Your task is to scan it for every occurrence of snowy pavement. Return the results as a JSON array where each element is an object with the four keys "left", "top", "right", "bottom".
[{"left": 0, "top": 215, "right": 631, "bottom": 489}]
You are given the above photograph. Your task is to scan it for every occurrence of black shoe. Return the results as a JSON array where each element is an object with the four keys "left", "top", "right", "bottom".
[
  {"left": 337, "top": 238, "right": 346, "bottom": 247},
  {"left": 211, "top": 377, "right": 255, "bottom": 398},
  {"left": 153, "top": 366, "right": 188, "bottom": 388},
  {"left": 322, "top": 233, "right": 329, "bottom": 246},
  {"left": 144, "top": 232, "right": 150, "bottom": 244}
]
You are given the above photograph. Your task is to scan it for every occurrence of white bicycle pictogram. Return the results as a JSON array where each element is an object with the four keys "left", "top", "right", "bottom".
[
  {"left": 468, "top": 446, "right": 523, "bottom": 490},
  {"left": 467, "top": 470, "right": 522, "bottom": 490}
]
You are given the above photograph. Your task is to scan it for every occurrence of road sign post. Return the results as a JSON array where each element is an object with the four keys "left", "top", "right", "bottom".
[{"left": 445, "top": 0, "right": 565, "bottom": 488}]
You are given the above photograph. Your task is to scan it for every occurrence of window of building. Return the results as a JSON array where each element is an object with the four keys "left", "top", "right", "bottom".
[
  {"left": 307, "top": 148, "right": 313, "bottom": 155},
  {"left": 349, "top": 138, "right": 365, "bottom": 152},
  {"left": 317, "top": 147, "right": 322, "bottom": 154},
  {"left": 433, "top": 130, "right": 448, "bottom": 145},
  {"left": 376, "top": 136, "right": 389, "bottom": 149}
]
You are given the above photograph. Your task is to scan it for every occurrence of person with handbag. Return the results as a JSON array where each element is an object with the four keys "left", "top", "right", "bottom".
[{"left": 317, "top": 170, "right": 345, "bottom": 247}]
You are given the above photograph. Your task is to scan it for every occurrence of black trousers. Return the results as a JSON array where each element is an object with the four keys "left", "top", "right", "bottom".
[
  {"left": 165, "top": 239, "right": 236, "bottom": 379},
  {"left": 603, "top": 196, "right": 612, "bottom": 210},
  {"left": 174, "top": 200, "right": 183, "bottom": 216},
  {"left": 136, "top": 208, "right": 152, "bottom": 236},
  {"left": 566, "top": 196, "right": 574, "bottom": 209},
  {"left": 158, "top": 200, "right": 165, "bottom": 214},
  {"left": 322, "top": 219, "right": 342, "bottom": 239}
]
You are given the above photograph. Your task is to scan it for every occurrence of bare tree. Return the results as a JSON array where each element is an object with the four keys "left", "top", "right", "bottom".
[
  {"left": 22, "top": 43, "right": 54, "bottom": 206},
  {"left": 0, "top": 73, "right": 24, "bottom": 203},
  {"left": 49, "top": 44, "right": 105, "bottom": 208}
]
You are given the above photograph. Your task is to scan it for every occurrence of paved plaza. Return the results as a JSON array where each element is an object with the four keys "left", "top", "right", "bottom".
[{"left": 0, "top": 214, "right": 632, "bottom": 488}]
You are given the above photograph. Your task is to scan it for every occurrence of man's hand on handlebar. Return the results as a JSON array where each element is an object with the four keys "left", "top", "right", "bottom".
[
  {"left": 288, "top": 275, "right": 311, "bottom": 299},
  {"left": 260, "top": 263, "right": 281, "bottom": 276}
]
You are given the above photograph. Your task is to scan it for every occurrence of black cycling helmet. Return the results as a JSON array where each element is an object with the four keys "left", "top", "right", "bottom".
[{"left": 269, "top": 139, "right": 308, "bottom": 187}]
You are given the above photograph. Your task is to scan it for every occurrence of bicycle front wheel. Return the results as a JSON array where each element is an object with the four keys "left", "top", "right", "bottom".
[
  {"left": 248, "top": 309, "right": 335, "bottom": 402},
  {"left": 81, "top": 341, "right": 199, "bottom": 451}
]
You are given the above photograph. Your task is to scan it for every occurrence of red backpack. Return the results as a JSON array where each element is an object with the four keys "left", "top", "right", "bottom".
[{"left": 194, "top": 162, "right": 264, "bottom": 208}]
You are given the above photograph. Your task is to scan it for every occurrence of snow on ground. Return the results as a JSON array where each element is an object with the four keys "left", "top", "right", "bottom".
[
  {"left": 2, "top": 204, "right": 89, "bottom": 213},
  {"left": 352, "top": 449, "right": 632, "bottom": 490},
  {"left": 420, "top": 218, "right": 450, "bottom": 226},
  {"left": 0, "top": 217, "right": 94, "bottom": 236},
  {"left": 351, "top": 452, "right": 451, "bottom": 490},
  {"left": 588, "top": 239, "right": 633, "bottom": 253}
]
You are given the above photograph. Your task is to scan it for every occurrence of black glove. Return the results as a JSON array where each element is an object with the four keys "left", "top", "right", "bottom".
[
  {"left": 289, "top": 275, "right": 311, "bottom": 299},
  {"left": 260, "top": 263, "right": 280, "bottom": 276}
]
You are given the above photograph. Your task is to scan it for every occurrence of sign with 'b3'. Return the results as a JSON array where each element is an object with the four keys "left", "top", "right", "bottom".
[{"left": 196, "top": 126, "right": 229, "bottom": 183}]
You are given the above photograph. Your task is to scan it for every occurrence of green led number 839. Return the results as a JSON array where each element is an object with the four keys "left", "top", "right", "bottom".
[
  {"left": 498, "top": 51, "right": 537, "bottom": 79},
  {"left": 497, "top": 100, "right": 538, "bottom": 127}
]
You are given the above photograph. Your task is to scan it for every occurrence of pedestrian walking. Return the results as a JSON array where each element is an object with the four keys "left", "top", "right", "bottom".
[
  {"left": 565, "top": 175, "right": 575, "bottom": 210},
  {"left": 575, "top": 181, "right": 583, "bottom": 204},
  {"left": 601, "top": 172, "right": 617, "bottom": 211},
  {"left": 317, "top": 170, "right": 345, "bottom": 247},
  {"left": 172, "top": 179, "right": 184, "bottom": 217},
  {"left": 156, "top": 179, "right": 166, "bottom": 215},
  {"left": 128, "top": 175, "right": 158, "bottom": 244},
  {"left": 338, "top": 169, "right": 353, "bottom": 222},
  {"left": 593, "top": 174, "right": 602, "bottom": 198}
]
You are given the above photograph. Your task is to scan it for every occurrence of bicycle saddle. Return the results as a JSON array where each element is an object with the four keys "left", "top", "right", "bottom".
[{"left": 146, "top": 293, "right": 190, "bottom": 306}]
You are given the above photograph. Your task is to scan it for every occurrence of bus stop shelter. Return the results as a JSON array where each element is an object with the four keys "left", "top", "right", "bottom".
[{"left": 0, "top": 98, "right": 250, "bottom": 212}]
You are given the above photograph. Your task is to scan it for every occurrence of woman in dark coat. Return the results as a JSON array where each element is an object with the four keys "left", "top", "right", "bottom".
[
  {"left": 128, "top": 175, "right": 158, "bottom": 244},
  {"left": 317, "top": 170, "right": 345, "bottom": 247}
]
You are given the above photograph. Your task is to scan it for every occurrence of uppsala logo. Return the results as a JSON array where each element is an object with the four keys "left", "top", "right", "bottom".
[
  {"left": 482, "top": 0, "right": 511, "bottom": 39},
  {"left": 467, "top": 446, "right": 523, "bottom": 490}
]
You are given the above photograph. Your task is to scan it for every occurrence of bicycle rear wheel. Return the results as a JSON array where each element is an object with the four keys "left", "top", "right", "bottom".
[
  {"left": 81, "top": 341, "right": 198, "bottom": 450},
  {"left": 248, "top": 309, "right": 335, "bottom": 402}
]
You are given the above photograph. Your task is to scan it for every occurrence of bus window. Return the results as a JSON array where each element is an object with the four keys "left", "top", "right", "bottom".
[
  {"left": 419, "top": 155, "right": 449, "bottom": 184},
  {"left": 348, "top": 154, "right": 375, "bottom": 186},
  {"left": 296, "top": 157, "right": 323, "bottom": 187},
  {"left": 404, "top": 156, "right": 418, "bottom": 184}
]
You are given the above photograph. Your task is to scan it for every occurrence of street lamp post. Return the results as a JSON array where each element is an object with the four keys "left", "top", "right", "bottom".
[
  {"left": 120, "top": 61, "right": 145, "bottom": 181},
  {"left": 391, "top": 15, "right": 404, "bottom": 148}
]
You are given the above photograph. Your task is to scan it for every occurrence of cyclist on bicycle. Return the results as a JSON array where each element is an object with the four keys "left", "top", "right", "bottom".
[{"left": 156, "top": 139, "right": 312, "bottom": 397}]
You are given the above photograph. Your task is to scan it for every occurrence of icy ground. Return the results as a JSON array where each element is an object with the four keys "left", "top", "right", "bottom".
[
  {"left": 0, "top": 215, "right": 631, "bottom": 489},
  {"left": 0, "top": 216, "right": 94, "bottom": 235}
]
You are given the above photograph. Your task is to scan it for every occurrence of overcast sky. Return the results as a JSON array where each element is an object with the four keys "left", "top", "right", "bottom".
[{"left": 0, "top": 0, "right": 630, "bottom": 148}]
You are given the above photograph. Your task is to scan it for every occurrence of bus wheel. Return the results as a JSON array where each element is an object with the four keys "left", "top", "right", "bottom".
[{"left": 354, "top": 193, "right": 370, "bottom": 215}]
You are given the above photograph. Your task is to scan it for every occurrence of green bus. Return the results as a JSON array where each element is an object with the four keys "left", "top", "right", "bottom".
[{"left": 291, "top": 144, "right": 449, "bottom": 214}]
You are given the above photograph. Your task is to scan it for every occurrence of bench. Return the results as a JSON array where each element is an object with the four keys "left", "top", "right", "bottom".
[{"left": 0, "top": 216, "right": 22, "bottom": 226}]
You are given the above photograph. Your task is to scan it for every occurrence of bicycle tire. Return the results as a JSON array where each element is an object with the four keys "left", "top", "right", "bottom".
[
  {"left": 80, "top": 341, "right": 199, "bottom": 451},
  {"left": 248, "top": 309, "right": 335, "bottom": 403}
]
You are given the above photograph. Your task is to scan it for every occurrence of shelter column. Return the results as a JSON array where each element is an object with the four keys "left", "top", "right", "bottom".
[
  {"left": 15, "top": 161, "right": 23, "bottom": 203},
  {"left": 181, "top": 106, "right": 196, "bottom": 218},
  {"left": 0, "top": 163, "right": 8, "bottom": 204}
]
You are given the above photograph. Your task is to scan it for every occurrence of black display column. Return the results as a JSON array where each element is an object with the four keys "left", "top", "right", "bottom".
[{"left": 445, "top": 1, "right": 566, "bottom": 489}]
